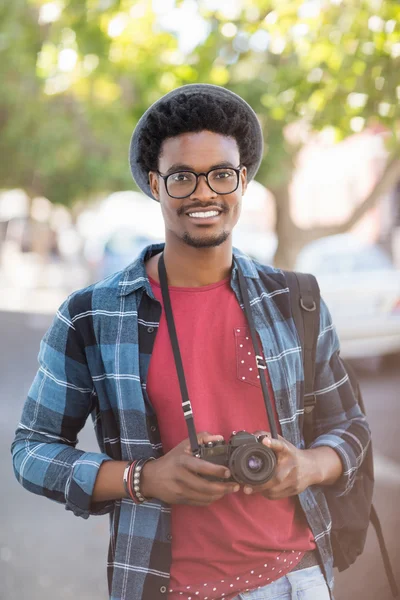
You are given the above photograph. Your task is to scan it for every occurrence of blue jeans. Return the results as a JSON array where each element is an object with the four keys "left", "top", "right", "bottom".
[{"left": 230, "top": 566, "right": 331, "bottom": 599}]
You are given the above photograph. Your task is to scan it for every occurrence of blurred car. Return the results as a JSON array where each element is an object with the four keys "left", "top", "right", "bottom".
[
  {"left": 86, "top": 229, "right": 158, "bottom": 281},
  {"left": 233, "top": 229, "right": 277, "bottom": 265},
  {"left": 295, "top": 234, "right": 400, "bottom": 360},
  {"left": 79, "top": 191, "right": 165, "bottom": 282}
]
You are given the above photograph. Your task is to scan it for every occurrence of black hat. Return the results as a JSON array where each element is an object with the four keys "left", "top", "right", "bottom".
[{"left": 129, "top": 83, "right": 264, "bottom": 201}]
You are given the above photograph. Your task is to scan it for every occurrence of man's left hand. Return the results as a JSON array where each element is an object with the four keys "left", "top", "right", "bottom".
[{"left": 243, "top": 432, "right": 320, "bottom": 499}]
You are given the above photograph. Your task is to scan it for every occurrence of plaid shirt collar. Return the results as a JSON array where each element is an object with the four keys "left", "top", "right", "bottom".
[{"left": 117, "top": 243, "right": 261, "bottom": 299}]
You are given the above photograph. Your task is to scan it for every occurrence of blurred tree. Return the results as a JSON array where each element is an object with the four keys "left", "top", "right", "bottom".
[
  {"left": 200, "top": 0, "right": 400, "bottom": 266},
  {"left": 0, "top": 0, "right": 177, "bottom": 205},
  {"left": 1, "top": 0, "right": 399, "bottom": 266},
  {"left": 0, "top": 0, "right": 224, "bottom": 206}
]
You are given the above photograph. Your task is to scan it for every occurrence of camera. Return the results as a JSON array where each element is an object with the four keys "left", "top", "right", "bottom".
[{"left": 197, "top": 430, "right": 276, "bottom": 485}]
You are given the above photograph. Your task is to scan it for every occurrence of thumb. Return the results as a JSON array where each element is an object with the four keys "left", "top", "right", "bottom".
[
  {"left": 183, "top": 432, "right": 224, "bottom": 454},
  {"left": 197, "top": 431, "right": 225, "bottom": 444},
  {"left": 262, "top": 436, "right": 287, "bottom": 453}
]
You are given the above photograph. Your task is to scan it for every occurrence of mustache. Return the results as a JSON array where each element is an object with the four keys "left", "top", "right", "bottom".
[{"left": 177, "top": 202, "right": 228, "bottom": 216}]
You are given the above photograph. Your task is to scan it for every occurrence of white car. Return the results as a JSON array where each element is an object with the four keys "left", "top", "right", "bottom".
[{"left": 294, "top": 235, "right": 400, "bottom": 360}]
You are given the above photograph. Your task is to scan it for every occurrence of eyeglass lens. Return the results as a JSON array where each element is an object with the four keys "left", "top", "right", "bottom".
[{"left": 166, "top": 168, "right": 239, "bottom": 198}]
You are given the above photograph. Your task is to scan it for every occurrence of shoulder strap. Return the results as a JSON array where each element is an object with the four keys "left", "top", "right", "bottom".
[
  {"left": 283, "top": 271, "right": 320, "bottom": 446},
  {"left": 370, "top": 505, "right": 400, "bottom": 597},
  {"left": 158, "top": 253, "right": 200, "bottom": 455}
]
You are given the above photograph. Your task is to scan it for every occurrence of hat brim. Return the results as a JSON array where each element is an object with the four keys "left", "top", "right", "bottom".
[{"left": 129, "top": 83, "right": 264, "bottom": 201}]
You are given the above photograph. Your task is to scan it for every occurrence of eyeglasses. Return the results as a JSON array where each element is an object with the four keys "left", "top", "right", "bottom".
[{"left": 157, "top": 166, "right": 242, "bottom": 199}]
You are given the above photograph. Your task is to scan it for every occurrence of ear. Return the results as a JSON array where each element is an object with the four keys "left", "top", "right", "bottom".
[
  {"left": 240, "top": 166, "right": 248, "bottom": 195},
  {"left": 149, "top": 171, "right": 161, "bottom": 202}
]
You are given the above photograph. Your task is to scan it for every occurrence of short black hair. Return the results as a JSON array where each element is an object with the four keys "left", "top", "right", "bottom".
[{"left": 137, "top": 91, "right": 258, "bottom": 175}]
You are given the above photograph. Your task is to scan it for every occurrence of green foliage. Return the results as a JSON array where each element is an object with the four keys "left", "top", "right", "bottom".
[
  {"left": 199, "top": 0, "right": 400, "bottom": 188},
  {"left": 0, "top": 0, "right": 399, "bottom": 205}
]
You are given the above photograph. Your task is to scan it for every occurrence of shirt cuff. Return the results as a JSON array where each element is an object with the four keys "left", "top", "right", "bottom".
[{"left": 65, "top": 452, "right": 114, "bottom": 518}]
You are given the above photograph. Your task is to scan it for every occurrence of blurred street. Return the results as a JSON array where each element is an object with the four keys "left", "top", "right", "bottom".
[{"left": 1, "top": 310, "right": 399, "bottom": 600}]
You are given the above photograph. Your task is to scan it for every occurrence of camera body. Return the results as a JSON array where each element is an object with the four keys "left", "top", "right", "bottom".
[{"left": 197, "top": 430, "right": 276, "bottom": 486}]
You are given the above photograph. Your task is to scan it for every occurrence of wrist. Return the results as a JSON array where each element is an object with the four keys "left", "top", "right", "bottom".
[
  {"left": 302, "top": 449, "right": 324, "bottom": 487},
  {"left": 299, "top": 448, "right": 324, "bottom": 489},
  {"left": 305, "top": 447, "right": 343, "bottom": 486}
]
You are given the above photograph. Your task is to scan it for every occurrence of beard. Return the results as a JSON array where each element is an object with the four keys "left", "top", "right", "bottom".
[{"left": 181, "top": 229, "right": 230, "bottom": 248}]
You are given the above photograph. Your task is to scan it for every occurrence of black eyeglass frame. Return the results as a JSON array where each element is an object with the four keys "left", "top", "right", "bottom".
[{"left": 156, "top": 165, "right": 243, "bottom": 199}]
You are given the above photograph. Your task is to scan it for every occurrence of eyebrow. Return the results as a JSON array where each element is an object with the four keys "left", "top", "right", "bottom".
[{"left": 163, "top": 162, "right": 238, "bottom": 176}]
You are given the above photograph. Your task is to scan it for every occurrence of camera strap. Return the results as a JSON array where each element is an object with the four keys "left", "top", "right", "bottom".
[
  {"left": 158, "top": 252, "right": 278, "bottom": 456},
  {"left": 158, "top": 252, "right": 200, "bottom": 456}
]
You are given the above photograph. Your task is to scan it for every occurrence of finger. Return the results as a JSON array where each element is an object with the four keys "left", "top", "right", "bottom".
[
  {"left": 261, "top": 482, "right": 295, "bottom": 500},
  {"left": 242, "top": 457, "right": 292, "bottom": 495},
  {"left": 243, "top": 463, "right": 294, "bottom": 496},
  {"left": 182, "top": 455, "right": 238, "bottom": 487},
  {"left": 243, "top": 478, "right": 277, "bottom": 495},
  {"left": 183, "top": 432, "right": 225, "bottom": 454},
  {"left": 197, "top": 431, "right": 225, "bottom": 444},
  {"left": 253, "top": 430, "right": 271, "bottom": 438},
  {"left": 176, "top": 464, "right": 240, "bottom": 497},
  {"left": 261, "top": 436, "right": 287, "bottom": 453}
]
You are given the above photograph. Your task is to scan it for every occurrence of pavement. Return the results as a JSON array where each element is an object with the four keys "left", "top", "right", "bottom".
[{"left": 1, "top": 308, "right": 399, "bottom": 600}]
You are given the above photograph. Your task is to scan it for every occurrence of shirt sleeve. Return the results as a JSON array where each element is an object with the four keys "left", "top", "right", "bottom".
[
  {"left": 307, "top": 297, "right": 371, "bottom": 497},
  {"left": 11, "top": 295, "right": 113, "bottom": 519}
]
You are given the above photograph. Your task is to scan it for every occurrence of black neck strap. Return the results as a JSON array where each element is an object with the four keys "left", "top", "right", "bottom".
[
  {"left": 158, "top": 252, "right": 278, "bottom": 455},
  {"left": 158, "top": 253, "right": 200, "bottom": 456}
]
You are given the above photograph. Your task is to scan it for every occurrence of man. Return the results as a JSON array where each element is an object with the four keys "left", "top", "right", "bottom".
[{"left": 12, "top": 84, "right": 371, "bottom": 600}]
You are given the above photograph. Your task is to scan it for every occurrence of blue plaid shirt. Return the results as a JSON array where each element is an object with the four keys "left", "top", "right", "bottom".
[{"left": 12, "top": 244, "right": 371, "bottom": 600}]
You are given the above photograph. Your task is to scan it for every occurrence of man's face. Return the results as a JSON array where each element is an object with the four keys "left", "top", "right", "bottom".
[{"left": 149, "top": 130, "right": 247, "bottom": 249}]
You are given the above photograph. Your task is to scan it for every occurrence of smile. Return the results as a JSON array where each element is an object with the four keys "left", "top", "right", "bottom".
[{"left": 187, "top": 210, "right": 221, "bottom": 219}]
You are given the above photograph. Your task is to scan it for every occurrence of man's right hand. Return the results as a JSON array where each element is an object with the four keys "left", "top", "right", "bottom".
[{"left": 141, "top": 432, "right": 240, "bottom": 506}]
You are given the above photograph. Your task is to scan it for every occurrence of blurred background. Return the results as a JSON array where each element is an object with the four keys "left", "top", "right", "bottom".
[{"left": 1, "top": 0, "right": 399, "bottom": 598}]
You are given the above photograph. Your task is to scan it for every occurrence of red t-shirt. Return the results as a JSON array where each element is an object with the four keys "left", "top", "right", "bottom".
[{"left": 147, "top": 276, "right": 315, "bottom": 600}]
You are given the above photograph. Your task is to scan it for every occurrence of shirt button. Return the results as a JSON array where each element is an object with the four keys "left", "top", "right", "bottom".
[
  {"left": 147, "top": 326, "right": 155, "bottom": 333},
  {"left": 167, "top": 534, "right": 172, "bottom": 541},
  {"left": 160, "top": 586, "right": 167, "bottom": 593},
  {"left": 150, "top": 425, "right": 157, "bottom": 432}
]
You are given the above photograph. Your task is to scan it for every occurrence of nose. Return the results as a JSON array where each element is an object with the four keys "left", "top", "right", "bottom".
[{"left": 190, "top": 174, "right": 217, "bottom": 201}]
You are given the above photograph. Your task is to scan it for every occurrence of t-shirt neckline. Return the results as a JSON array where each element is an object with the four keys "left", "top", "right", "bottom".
[{"left": 148, "top": 275, "right": 230, "bottom": 293}]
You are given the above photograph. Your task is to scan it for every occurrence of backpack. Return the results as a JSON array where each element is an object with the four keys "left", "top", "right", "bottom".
[{"left": 283, "top": 270, "right": 399, "bottom": 598}]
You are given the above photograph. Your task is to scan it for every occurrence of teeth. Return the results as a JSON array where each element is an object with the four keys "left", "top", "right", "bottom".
[{"left": 188, "top": 211, "right": 219, "bottom": 218}]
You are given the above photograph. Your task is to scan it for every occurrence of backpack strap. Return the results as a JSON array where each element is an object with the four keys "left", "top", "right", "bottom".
[
  {"left": 370, "top": 505, "right": 400, "bottom": 597},
  {"left": 283, "top": 271, "right": 320, "bottom": 446}
]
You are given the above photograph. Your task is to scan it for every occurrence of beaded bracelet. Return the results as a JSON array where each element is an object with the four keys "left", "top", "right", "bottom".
[
  {"left": 128, "top": 457, "right": 156, "bottom": 504},
  {"left": 126, "top": 461, "right": 139, "bottom": 503}
]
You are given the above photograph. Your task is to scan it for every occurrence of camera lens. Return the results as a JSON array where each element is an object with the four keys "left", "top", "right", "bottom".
[
  {"left": 247, "top": 454, "right": 264, "bottom": 473},
  {"left": 229, "top": 443, "right": 276, "bottom": 485}
]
